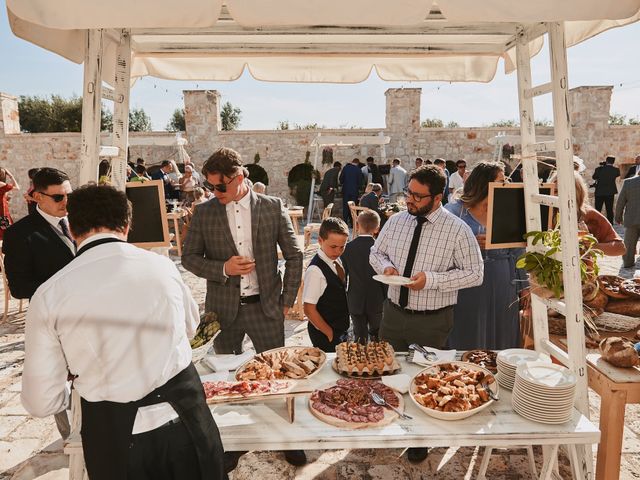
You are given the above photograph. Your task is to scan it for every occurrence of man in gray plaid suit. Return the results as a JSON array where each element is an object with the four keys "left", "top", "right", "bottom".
[
  {"left": 615, "top": 170, "right": 640, "bottom": 269},
  {"left": 182, "top": 148, "right": 303, "bottom": 354}
]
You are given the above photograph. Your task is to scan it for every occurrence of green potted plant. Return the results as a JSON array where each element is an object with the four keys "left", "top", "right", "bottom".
[{"left": 515, "top": 226, "right": 603, "bottom": 299}]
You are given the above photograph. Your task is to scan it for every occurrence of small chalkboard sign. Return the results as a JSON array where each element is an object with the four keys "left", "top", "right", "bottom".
[
  {"left": 125, "top": 180, "right": 170, "bottom": 248},
  {"left": 485, "top": 183, "right": 555, "bottom": 249}
]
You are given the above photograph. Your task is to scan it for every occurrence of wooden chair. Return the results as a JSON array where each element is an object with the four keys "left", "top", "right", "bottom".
[
  {"left": 347, "top": 201, "right": 373, "bottom": 239},
  {"left": 0, "top": 245, "right": 24, "bottom": 322},
  {"left": 303, "top": 203, "right": 333, "bottom": 248}
]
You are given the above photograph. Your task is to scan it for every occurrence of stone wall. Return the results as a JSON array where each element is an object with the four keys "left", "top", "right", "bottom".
[{"left": 1, "top": 85, "right": 640, "bottom": 220}]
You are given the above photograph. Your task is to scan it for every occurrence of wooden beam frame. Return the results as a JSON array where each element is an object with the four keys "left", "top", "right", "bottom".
[
  {"left": 111, "top": 29, "right": 132, "bottom": 191},
  {"left": 79, "top": 29, "right": 104, "bottom": 186}
]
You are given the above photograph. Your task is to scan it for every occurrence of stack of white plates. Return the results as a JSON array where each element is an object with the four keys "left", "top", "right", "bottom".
[
  {"left": 512, "top": 361, "right": 577, "bottom": 424},
  {"left": 496, "top": 349, "right": 549, "bottom": 390}
]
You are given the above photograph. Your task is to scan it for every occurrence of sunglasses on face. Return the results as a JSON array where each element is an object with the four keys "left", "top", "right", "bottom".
[
  {"left": 38, "top": 192, "right": 67, "bottom": 203},
  {"left": 204, "top": 174, "right": 240, "bottom": 193},
  {"left": 406, "top": 188, "right": 434, "bottom": 202}
]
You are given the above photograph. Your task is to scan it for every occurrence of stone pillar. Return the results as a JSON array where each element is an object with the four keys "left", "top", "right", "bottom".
[
  {"left": 0, "top": 93, "right": 20, "bottom": 136},
  {"left": 568, "top": 86, "right": 612, "bottom": 171},
  {"left": 385, "top": 88, "right": 421, "bottom": 133},
  {"left": 183, "top": 90, "right": 222, "bottom": 165},
  {"left": 385, "top": 88, "right": 421, "bottom": 161}
]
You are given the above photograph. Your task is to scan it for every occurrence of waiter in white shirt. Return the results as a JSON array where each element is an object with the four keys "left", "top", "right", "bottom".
[{"left": 21, "top": 185, "right": 225, "bottom": 480}]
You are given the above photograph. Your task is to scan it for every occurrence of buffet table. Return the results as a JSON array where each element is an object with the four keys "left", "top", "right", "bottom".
[
  {"left": 205, "top": 354, "right": 599, "bottom": 479},
  {"left": 551, "top": 335, "right": 640, "bottom": 480}
]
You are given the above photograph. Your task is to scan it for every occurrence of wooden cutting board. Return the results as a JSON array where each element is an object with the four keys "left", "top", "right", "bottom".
[{"left": 308, "top": 383, "right": 404, "bottom": 429}]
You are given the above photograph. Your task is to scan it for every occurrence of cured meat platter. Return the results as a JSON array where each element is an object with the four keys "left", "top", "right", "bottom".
[{"left": 308, "top": 379, "right": 405, "bottom": 429}]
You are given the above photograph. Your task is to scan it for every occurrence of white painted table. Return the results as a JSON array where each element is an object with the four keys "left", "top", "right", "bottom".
[{"left": 208, "top": 355, "right": 599, "bottom": 479}]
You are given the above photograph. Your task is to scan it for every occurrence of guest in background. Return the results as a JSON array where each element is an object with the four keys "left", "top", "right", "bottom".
[
  {"left": 0, "top": 168, "right": 20, "bottom": 240},
  {"left": 414, "top": 157, "right": 424, "bottom": 169},
  {"left": 388, "top": 158, "right": 407, "bottom": 203},
  {"left": 615, "top": 168, "right": 640, "bottom": 268},
  {"left": 319, "top": 161, "right": 341, "bottom": 209},
  {"left": 359, "top": 183, "right": 386, "bottom": 229},
  {"left": 339, "top": 158, "right": 363, "bottom": 225},
  {"left": 98, "top": 160, "right": 111, "bottom": 185},
  {"left": 24, "top": 167, "right": 39, "bottom": 215},
  {"left": 445, "top": 161, "right": 528, "bottom": 350},
  {"left": 624, "top": 155, "right": 640, "bottom": 179},
  {"left": 449, "top": 159, "right": 467, "bottom": 194},
  {"left": 362, "top": 157, "right": 383, "bottom": 185},
  {"left": 592, "top": 155, "right": 620, "bottom": 224},
  {"left": 303, "top": 217, "right": 350, "bottom": 352},
  {"left": 179, "top": 165, "right": 199, "bottom": 205},
  {"left": 192, "top": 187, "right": 207, "bottom": 207},
  {"left": 151, "top": 160, "right": 180, "bottom": 200},
  {"left": 252, "top": 182, "right": 266, "bottom": 194},
  {"left": 129, "top": 165, "right": 149, "bottom": 183},
  {"left": 433, "top": 159, "right": 450, "bottom": 205},
  {"left": 555, "top": 173, "right": 625, "bottom": 257},
  {"left": 341, "top": 211, "right": 385, "bottom": 343}
]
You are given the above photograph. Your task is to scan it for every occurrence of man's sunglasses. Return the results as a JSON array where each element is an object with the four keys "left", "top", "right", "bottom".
[
  {"left": 38, "top": 192, "right": 67, "bottom": 203},
  {"left": 204, "top": 174, "right": 240, "bottom": 193}
]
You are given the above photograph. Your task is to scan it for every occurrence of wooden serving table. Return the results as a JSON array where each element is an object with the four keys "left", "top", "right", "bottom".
[
  {"left": 287, "top": 208, "right": 304, "bottom": 235},
  {"left": 551, "top": 334, "right": 640, "bottom": 480},
  {"left": 208, "top": 354, "right": 599, "bottom": 479}
]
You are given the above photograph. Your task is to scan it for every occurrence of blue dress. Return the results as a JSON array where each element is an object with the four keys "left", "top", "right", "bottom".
[{"left": 444, "top": 201, "right": 528, "bottom": 350}]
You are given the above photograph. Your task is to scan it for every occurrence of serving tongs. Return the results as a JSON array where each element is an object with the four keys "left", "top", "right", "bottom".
[
  {"left": 408, "top": 343, "right": 438, "bottom": 361},
  {"left": 371, "top": 392, "right": 412, "bottom": 420}
]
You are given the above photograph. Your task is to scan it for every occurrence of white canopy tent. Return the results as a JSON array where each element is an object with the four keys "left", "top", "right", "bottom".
[
  {"left": 307, "top": 133, "right": 390, "bottom": 223},
  {"left": 7, "top": 1, "right": 640, "bottom": 477}
]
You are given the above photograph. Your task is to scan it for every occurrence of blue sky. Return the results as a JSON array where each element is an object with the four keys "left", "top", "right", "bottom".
[{"left": 1, "top": 7, "right": 639, "bottom": 131}]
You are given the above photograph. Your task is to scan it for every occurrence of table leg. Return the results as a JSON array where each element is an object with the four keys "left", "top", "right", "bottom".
[
  {"left": 476, "top": 446, "right": 493, "bottom": 479},
  {"left": 538, "top": 444, "right": 558, "bottom": 480},
  {"left": 174, "top": 218, "right": 182, "bottom": 256},
  {"left": 596, "top": 389, "right": 627, "bottom": 480},
  {"left": 526, "top": 445, "right": 538, "bottom": 478}
]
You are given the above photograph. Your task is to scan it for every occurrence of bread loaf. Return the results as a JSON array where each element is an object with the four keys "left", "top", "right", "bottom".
[
  {"left": 605, "top": 299, "right": 640, "bottom": 317},
  {"left": 584, "top": 289, "right": 609, "bottom": 310},
  {"left": 599, "top": 337, "right": 639, "bottom": 368}
]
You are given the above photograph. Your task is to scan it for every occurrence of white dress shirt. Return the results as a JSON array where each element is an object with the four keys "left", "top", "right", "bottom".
[
  {"left": 302, "top": 249, "right": 344, "bottom": 304},
  {"left": 36, "top": 205, "right": 75, "bottom": 253},
  {"left": 370, "top": 207, "right": 484, "bottom": 310},
  {"left": 21, "top": 235, "right": 199, "bottom": 434},
  {"left": 449, "top": 171, "right": 465, "bottom": 192},
  {"left": 225, "top": 190, "right": 260, "bottom": 296},
  {"left": 388, "top": 166, "right": 407, "bottom": 195}
]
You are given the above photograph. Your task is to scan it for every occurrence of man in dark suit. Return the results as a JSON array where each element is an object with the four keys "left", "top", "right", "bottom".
[
  {"left": 593, "top": 155, "right": 620, "bottom": 223},
  {"left": 339, "top": 158, "right": 363, "bottom": 225},
  {"left": 2, "top": 167, "right": 74, "bottom": 438},
  {"left": 150, "top": 160, "right": 179, "bottom": 200},
  {"left": 182, "top": 148, "right": 305, "bottom": 466},
  {"left": 624, "top": 155, "right": 640, "bottom": 179},
  {"left": 359, "top": 183, "right": 386, "bottom": 229},
  {"left": 319, "top": 161, "right": 341, "bottom": 209},
  {"left": 341, "top": 211, "right": 385, "bottom": 342},
  {"left": 615, "top": 171, "right": 640, "bottom": 268}
]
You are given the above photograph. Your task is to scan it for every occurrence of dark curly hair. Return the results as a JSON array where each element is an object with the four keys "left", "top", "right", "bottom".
[
  {"left": 408, "top": 165, "right": 446, "bottom": 197},
  {"left": 67, "top": 185, "right": 132, "bottom": 238}
]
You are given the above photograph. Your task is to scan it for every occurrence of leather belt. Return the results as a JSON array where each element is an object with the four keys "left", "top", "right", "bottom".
[
  {"left": 389, "top": 301, "right": 452, "bottom": 316},
  {"left": 240, "top": 294, "right": 261, "bottom": 305}
]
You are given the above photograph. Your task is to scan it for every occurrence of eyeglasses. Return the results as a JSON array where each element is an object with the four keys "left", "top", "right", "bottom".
[
  {"left": 204, "top": 174, "right": 240, "bottom": 193},
  {"left": 38, "top": 192, "right": 67, "bottom": 203},
  {"left": 406, "top": 188, "right": 434, "bottom": 202}
]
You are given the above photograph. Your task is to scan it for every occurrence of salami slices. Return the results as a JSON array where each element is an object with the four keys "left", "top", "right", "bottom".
[{"left": 309, "top": 379, "right": 403, "bottom": 428}]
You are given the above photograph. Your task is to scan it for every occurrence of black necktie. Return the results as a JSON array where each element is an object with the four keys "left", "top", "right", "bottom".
[
  {"left": 399, "top": 216, "right": 427, "bottom": 308},
  {"left": 59, "top": 218, "right": 75, "bottom": 245}
]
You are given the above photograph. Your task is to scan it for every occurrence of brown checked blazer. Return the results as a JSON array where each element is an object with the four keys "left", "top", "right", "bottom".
[{"left": 182, "top": 191, "right": 303, "bottom": 328}]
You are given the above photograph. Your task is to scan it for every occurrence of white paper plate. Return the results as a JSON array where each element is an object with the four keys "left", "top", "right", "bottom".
[{"left": 373, "top": 275, "right": 413, "bottom": 286}]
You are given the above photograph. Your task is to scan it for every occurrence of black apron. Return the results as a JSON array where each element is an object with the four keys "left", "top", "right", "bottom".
[{"left": 74, "top": 237, "right": 226, "bottom": 480}]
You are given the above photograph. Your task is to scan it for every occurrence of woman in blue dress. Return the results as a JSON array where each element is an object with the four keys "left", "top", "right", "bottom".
[{"left": 445, "top": 161, "right": 529, "bottom": 350}]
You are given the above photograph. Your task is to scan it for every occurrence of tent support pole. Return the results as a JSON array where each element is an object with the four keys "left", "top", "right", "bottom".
[
  {"left": 79, "top": 29, "right": 105, "bottom": 186},
  {"left": 307, "top": 137, "right": 320, "bottom": 225},
  {"left": 548, "top": 21, "right": 593, "bottom": 478},
  {"left": 111, "top": 29, "right": 132, "bottom": 191}
]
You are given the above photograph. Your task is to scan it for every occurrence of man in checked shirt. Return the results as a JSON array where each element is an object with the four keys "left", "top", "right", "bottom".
[
  {"left": 370, "top": 165, "right": 483, "bottom": 462},
  {"left": 370, "top": 164, "right": 484, "bottom": 351}
]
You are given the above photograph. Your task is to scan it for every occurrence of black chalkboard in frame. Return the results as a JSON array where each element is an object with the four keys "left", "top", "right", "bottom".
[
  {"left": 125, "top": 180, "right": 170, "bottom": 248},
  {"left": 485, "top": 183, "right": 555, "bottom": 249}
]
